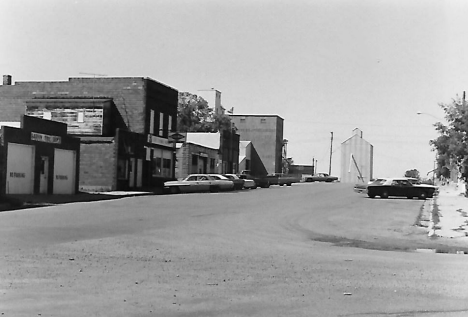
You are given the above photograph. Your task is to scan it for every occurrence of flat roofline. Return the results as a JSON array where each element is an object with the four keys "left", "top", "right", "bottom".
[
  {"left": 229, "top": 114, "right": 284, "bottom": 120},
  {"left": 10, "top": 76, "right": 177, "bottom": 92}
]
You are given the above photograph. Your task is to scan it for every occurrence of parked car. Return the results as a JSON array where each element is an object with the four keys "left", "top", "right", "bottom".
[
  {"left": 366, "top": 177, "right": 437, "bottom": 200},
  {"left": 164, "top": 174, "right": 234, "bottom": 194},
  {"left": 305, "top": 173, "right": 338, "bottom": 182},
  {"left": 222, "top": 174, "right": 245, "bottom": 190},
  {"left": 239, "top": 173, "right": 270, "bottom": 188},
  {"left": 265, "top": 173, "right": 299, "bottom": 186},
  {"left": 225, "top": 174, "right": 257, "bottom": 189}
]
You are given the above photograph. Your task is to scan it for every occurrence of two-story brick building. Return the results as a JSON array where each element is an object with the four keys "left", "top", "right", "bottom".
[{"left": 0, "top": 75, "right": 178, "bottom": 192}]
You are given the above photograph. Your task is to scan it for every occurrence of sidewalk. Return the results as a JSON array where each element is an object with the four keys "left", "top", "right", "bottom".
[
  {"left": 430, "top": 183, "right": 468, "bottom": 239},
  {"left": 0, "top": 190, "right": 156, "bottom": 212}
]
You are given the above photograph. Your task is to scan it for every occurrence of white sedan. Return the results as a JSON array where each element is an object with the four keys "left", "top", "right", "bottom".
[{"left": 164, "top": 174, "right": 234, "bottom": 194}]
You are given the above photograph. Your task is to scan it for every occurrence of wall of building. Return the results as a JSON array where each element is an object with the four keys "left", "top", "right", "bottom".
[
  {"left": 340, "top": 129, "right": 373, "bottom": 183},
  {"left": 175, "top": 143, "right": 219, "bottom": 179},
  {"left": 79, "top": 141, "right": 116, "bottom": 192},
  {"left": 230, "top": 115, "right": 284, "bottom": 175}
]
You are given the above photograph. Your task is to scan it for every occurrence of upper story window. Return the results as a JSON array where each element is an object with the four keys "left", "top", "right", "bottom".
[
  {"left": 260, "top": 118, "right": 266, "bottom": 123},
  {"left": 168, "top": 115, "right": 172, "bottom": 132},
  {"left": 149, "top": 110, "right": 155, "bottom": 134},
  {"left": 159, "top": 113, "right": 164, "bottom": 136}
]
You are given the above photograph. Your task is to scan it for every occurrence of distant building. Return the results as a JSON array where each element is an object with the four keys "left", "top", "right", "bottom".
[
  {"left": 0, "top": 75, "right": 178, "bottom": 192},
  {"left": 340, "top": 128, "right": 373, "bottom": 183},
  {"left": 197, "top": 88, "right": 223, "bottom": 115},
  {"left": 174, "top": 131, "right": 239, "bottom": 179},
  {"left": 229, "top": 114, "right": 284, "bottom": 176}
]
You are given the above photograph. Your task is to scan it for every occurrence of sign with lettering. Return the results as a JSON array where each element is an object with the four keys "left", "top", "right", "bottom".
[
  {"left": 31, "top": 132, "right": 61, "bottom": 144},
  {"left": 147, "top": 134, "right": 170, "bottom": 147}
]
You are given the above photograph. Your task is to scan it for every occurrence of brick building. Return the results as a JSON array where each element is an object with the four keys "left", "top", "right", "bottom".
[
  {"left": 0, "top": 75, "right": 178, "bottom": 192},
  {"left": 229, "top": 114, "right": 284, "bottom": 176}
]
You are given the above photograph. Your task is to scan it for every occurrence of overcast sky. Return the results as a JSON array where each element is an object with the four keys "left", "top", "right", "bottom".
[{"left": 2, "top": 0, "right": 468, "bottom": 178}]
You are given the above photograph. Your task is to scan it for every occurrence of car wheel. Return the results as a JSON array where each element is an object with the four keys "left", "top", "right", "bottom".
[
  {"left": 418, "top": 192, "right": 427, "bottom": 200},
  {"left": 367, "top": 190, "right": 375, "bottom": 198},
  {"left": 209, "top": 185, "right": 220, "bottom": 193},
  {"left": 287, "top": 183, "right": 292, "bottom": 186},
  {"left": 380, "top": 191, "right": 389, "bottom": 199}
]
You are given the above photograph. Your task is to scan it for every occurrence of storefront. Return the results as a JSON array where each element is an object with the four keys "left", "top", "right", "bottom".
[{"left": 0, "top": 116, "right": 80, "bottom": 195}]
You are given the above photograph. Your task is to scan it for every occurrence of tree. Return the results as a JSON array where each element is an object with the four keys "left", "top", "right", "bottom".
[
  {"left": 177, "top": 92, "right": 213, "bottom": 132},
  {"left": 404, "top": 169, "right": 420, "bottom": 180},
  {"left": 430, "top": 95, "right": 468, "bottom": 196},
  {"left": 177, "top": 92, "right": 233, "bottom": 133}
]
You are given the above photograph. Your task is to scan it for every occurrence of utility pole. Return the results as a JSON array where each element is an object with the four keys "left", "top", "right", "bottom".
[
  {"left": 329, "top": 132, "right": 333, "bottom": 175},
  {"left": 312, "top": 157, "right": 315, "bottom": 175}
]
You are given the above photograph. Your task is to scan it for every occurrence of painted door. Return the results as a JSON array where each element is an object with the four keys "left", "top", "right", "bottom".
[
  {"left": 53, "top": 149, "right": 76, "bottom": 194},
  {"left": 39, "top": 156, "right": 49, "bottom": 194},
  {"left": 6, "top": 143, "right": 35, "bottom": 194}
]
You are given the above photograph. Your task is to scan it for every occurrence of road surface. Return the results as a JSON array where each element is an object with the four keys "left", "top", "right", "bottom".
[{"left": 1, "top": 183, "right": 467, "bottom": 316}]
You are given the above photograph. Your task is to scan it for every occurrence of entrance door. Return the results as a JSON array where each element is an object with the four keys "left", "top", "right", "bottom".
[
  {"left": 39, "top": 156, "right": 49, "bottom": 194},
  {"left": 129, "top": 158, "right": 136, "bottom": 188},
  {"left": 136, "top": 159, "right": 143, "bottom": 188}
]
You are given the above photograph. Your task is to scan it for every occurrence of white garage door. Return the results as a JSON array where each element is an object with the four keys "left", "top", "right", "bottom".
[
  {"left": 6, "top": 143, "right": 35, "bottom": 194},
  {"left": 53, "top": 149, "right": 76, "bottom": 194}
]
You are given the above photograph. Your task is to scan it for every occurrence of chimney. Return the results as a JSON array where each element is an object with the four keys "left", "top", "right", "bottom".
[{"left": 3, "top": 75, "right": 12, "bottom": 85}]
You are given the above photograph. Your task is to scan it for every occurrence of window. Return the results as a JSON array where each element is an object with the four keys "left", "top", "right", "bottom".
[
  {"left": 240, "top": 117, "right": 246, "bottom": 122},
  {"left": 260, "top": 118, "right": 266, "bottom": 123},
  {"left": 43, "top": 111, "right": 52, "bottom": 120},
  {"left": 192, "top": 154, "right": 198, "bottom": 165},
  {"left": 149, "top": 110, "right": 155, "bottom": 134},
  {"left": 168, "top": 115, "right": 172, "bottom": 132},
  {"left": 77, "top": 111, "right": 84, "bottom": 123},
  {"left": 210, "top": 158, "right": 215, "bottom": 168},
  {"left": 159, "top": 113, "right": 164, "bottom": 136}
]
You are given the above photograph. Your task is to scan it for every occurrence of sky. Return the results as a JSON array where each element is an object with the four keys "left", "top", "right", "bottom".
[{"left": 2, "top": 0, "right": 468, "bottom": 179}]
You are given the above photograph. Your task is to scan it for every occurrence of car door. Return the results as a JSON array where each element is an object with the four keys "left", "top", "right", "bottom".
[
  {"left": 184, "top": 175, "right": 199, "bottom": 193},
  {"left": 196, "top": 175, "right": 212, "bottom": 191},
  {"left": 388, "top": 180, "right": 401, "bottom": 196}
]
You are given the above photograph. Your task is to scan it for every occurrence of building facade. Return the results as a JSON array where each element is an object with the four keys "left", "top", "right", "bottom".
[
  {"left": 0, "top": 75, "right": 178, "bottom": 192},
  {"left": 229, "top": 114, "right": 284, "bottom": 176},
  {"left": 0, "top": 116, "right": 80, "bottom": 195},
  {"left": 174, "top": 131, "right": 240, "bottom": 179},
  {"left": 340, "top": 128, "right": 374, "bottom": 183}
]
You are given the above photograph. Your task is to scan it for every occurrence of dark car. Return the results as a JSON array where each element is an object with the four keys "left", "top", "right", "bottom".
[
  {"left": 305, "top": 173, "right": 338, "bottom": 182},
  {"left": 367, "top": 178, "right": 436, "bottom": 200}
]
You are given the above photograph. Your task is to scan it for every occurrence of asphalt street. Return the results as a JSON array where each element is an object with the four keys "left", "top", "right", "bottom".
[{"left": 1, "top": 183, "right": 467, "bottom": 317}]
